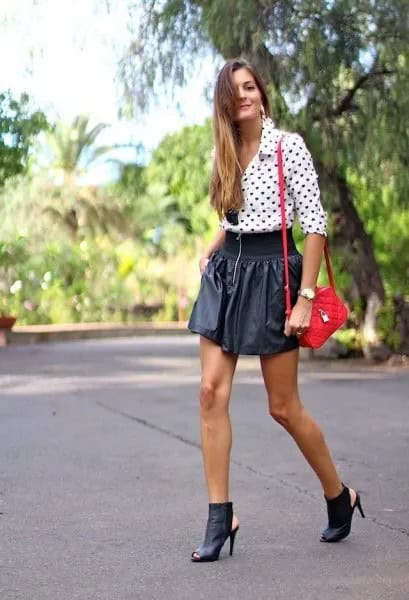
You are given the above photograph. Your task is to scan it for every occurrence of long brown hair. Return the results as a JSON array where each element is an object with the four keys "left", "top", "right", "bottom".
[{"left": 210, "top": 58, "right": 271, "bottom": 217}]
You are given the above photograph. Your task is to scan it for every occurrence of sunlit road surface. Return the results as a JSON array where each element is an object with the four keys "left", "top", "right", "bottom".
[{"left": 1, "top": 336, "right": 408, "bottom": 600}]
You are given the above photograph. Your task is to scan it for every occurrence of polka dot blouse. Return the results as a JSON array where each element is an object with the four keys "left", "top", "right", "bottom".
[{"left": 220, "top": 118, "right": 327, "bottom": 236}]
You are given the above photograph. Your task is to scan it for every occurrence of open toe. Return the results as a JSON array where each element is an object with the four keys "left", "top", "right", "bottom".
[{"left": 190, "top": 502, "right": 237, "bottom": 562}]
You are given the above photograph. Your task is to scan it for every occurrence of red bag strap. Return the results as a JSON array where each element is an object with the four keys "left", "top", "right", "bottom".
[
  {"left": 277, "top": 137, "right": 292, "bottom": 317},
  {"left": 323, "top": 240, "right": 336, "bottom": 289},
  {"left": 276, "top": 136, "right": 336, "bottom": 317}
]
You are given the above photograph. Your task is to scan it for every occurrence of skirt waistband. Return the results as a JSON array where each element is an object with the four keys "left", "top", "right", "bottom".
[{"left": 222, "top": 229, "right": 297, "bottom": 259}]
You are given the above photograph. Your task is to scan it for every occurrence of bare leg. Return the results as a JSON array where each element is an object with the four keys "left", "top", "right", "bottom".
[
  {"left": 260, "top": 348, "right": 355, "bottom": 504},
  {"left": 198, "top": 336, "right": 238, "bottom": 502},
  {"left": 192, "top": 337, "right": 239, "bottom": 560}
]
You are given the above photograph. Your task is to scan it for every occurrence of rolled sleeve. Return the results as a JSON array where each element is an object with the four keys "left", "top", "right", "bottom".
[{"left": 284, "top": 133, "right": 327, "bottom": 236}]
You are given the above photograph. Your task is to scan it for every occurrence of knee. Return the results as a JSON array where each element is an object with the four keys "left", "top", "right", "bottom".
[
  {"left": 200, "top": 381, "right": 223, "bottom": 414},
  {"left": 269, "top": 393, "right": 302, "bottom": 431},
  {"left": 269, "top": 403, "right": 291, "bottom": 430}
]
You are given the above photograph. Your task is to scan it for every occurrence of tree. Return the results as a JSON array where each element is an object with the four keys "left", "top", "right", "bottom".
[
  {"left": 40, "top": 114, "right": 111, "bottom": 185},
  {"left": 0, "top": 91, "right": 48, "bottom": 187},
  {"left": 116, "top": 121, "right": 216, "bottom": 251},
  {"left": 39, "top": 114, "right": 125, "bottom": 238},
  {"left": 144, "top": 121, "right": 214, "bottom": 237},
  {"left": 119, "top": 0, "right": 409, "bottom": 353}
]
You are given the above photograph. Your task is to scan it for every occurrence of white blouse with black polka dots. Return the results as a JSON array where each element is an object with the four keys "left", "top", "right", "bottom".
[{"left": 220, "top": 118, "right": 327, "bottom": 236}]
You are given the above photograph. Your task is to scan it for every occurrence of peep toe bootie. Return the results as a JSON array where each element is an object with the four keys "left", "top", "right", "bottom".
[
  {"left": 191, "top": 502, "right": 239, "bottom": 562},
  {"left": 320, "top": 484, "right": 365, "bottom": 543}
]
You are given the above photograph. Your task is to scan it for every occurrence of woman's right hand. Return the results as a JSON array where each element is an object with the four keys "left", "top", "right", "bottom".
[{"left": 199, "top": 256, "right": 210, "bottom": 275}]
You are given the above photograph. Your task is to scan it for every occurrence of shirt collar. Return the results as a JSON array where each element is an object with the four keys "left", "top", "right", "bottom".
[{"left": 258, "top": 117, "right": 278, "bottom": 157}]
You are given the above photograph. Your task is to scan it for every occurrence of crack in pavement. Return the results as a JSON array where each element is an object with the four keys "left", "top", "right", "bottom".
[
  {"left": 95, "top": 400, "right": 201, "bottom": 450},
  {"left": 367, "top": 517, "right": 409, "bottom": 538},
  {"left": 95, "top": 400, "right": 409, "bottom": 539},
  {"left": 95, "top": 400, "right": 316, "bottom": 500}
]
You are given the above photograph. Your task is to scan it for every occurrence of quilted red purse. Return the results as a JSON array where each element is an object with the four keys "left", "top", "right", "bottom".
[{"left": 277, "top": 137, "right": 349, "bottom": 349}]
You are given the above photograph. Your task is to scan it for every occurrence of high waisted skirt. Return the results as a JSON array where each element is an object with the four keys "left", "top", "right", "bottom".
[{"left": 187, "top": 229, "right": 303, "bottom": 355}]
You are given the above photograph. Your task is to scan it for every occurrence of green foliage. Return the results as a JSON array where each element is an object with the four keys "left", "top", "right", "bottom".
[
  {"left": 119, "top": 2, "right": 206, "bottom": 110},
  {"left": 0, "top": 235, "right": 171, "bottom": 324},
  {"left": 116, "top": 121, "right": 216, "bottom": 254},
  {"left": 39, "top": 114, "right": 111, "bottom": 182},
  {"left": 1, "top": 113, "right": 406, "bottom": 334},
  {"left": 0, "top": 109, "right": 136, "bottom": 246},
  {"left": 335, "top": 328, "right": 363, "bottom": 352},
  {"left": 0, "top": 91, "right": 48, "bottom": 187},
  {"left": 115, "top": 163, "right": 157, "bottom": 238},
  {"left": 154, "top": 287, "right": 179, "bottom": 322},
  {"left": 377, "top": 298, "right": 403, "bottom": 351},
  {"left": 145, "top": 121, "right": 213, "bottom": 237},
  {"left": 0, "top": 173, "right": 129, "bottom": 244},
  {"left": 0, "top": 237, "right": 30, "bottom": 315},
  {"left": 1, "top": 105, "right": 407, "bottom": 339},
  {"left": 347, "top": 170, "right": 409, "bottom": 296}
]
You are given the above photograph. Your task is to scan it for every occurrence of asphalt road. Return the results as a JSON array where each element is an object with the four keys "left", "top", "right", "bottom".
[{"left": 1, "top": 336, "right": 408, "bottom": 600}]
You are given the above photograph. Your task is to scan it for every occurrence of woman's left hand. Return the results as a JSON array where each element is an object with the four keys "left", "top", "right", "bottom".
[{"left": 284, "top": 298, "right": 313, "bottom": 337}]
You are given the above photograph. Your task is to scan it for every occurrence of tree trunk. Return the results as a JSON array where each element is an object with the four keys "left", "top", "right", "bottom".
[
  {"left": 392, "top": 295, "right": 409, "bottom": 355},
  {"left": 331, "top": 173, "right": 386, "bottom": 356}
]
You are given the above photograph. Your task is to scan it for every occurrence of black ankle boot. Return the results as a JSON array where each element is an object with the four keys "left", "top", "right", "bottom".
[
  {"left": 191, "top": 502, "right": 239, "bottom": 562},
  {"left": 320, "top": 484, "right": 365, "bottom": 543}
]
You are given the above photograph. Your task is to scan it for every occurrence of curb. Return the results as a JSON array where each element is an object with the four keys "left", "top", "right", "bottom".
[{"left": 2, "top": 322, "right": 191, "bottom": 346}]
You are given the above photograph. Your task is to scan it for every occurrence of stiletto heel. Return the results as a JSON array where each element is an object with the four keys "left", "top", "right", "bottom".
[
  {"left": 320, "top": 484, "right": 365, "bottom": 543},
  {"left": 191, "top": 502, "right": 237, "bottom": 562},
  {"left": 356, "top": 494, "right": 365, "bottom": 518},
  {"left": 229, "top": 525, "right": 239, "bottom": 556}
]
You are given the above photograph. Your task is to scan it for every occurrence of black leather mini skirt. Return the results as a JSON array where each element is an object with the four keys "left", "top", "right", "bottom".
[{"left": 188, "top": 229, "right": 303, "bottom": 355}]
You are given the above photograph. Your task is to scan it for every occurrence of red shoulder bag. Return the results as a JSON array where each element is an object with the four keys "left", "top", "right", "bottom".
[{"left": 276, "top": 137, "right": 349, "bottom": 349}]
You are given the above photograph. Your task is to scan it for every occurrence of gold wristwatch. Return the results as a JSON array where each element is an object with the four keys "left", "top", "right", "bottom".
[{"left": 298, "top": 288, "right": 316, "bottom": 301}]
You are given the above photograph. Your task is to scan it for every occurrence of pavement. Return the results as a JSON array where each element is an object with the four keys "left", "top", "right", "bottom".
[{"left": 0, "top": 335, "right": 408, "bottom": 600}]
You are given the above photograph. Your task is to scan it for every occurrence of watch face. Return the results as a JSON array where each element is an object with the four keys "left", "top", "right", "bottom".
[{"left": 301, "top": 288, "right": 315, "bottom": 300}]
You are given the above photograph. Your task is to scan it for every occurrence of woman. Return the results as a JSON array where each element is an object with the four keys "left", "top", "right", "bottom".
[{"left": 188, "top": 58, "right": 364, "bottom": 562}]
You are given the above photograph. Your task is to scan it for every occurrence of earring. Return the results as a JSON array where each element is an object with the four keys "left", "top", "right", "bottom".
[{"left": 260, "top": 105, "right": 266, "bottom": 119}]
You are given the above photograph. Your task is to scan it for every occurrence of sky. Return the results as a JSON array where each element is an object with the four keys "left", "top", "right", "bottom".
[{"left": 0, "top": 0, "right": 217, "bottom": 182}]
